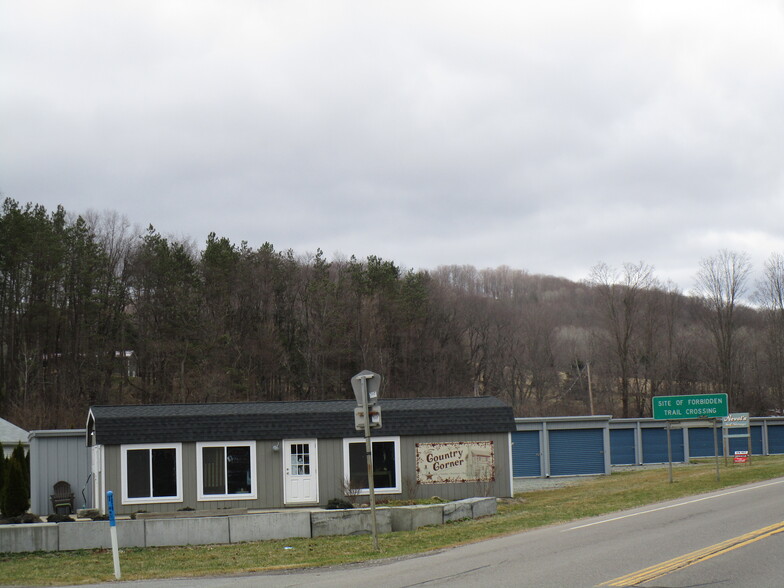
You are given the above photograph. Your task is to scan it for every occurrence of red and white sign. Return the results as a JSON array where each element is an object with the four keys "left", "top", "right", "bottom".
[{"left": 733, "top": 450, "right": 749, "bottom": 464}]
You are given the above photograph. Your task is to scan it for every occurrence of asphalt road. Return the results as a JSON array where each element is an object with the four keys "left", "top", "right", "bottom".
[{"left": 68, "top": 477, "right": 784, "bottom": 588}]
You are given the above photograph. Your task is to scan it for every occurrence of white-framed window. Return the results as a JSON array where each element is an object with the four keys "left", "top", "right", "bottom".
[
  {"left": 121, "top": 443, "right": 183, "bottom": 505},
  {"left": 196, "top": 441, "right": 257, "bottom": 501},
  {"left": 342, "top": 436, "right": 401, "bottom": 494}
]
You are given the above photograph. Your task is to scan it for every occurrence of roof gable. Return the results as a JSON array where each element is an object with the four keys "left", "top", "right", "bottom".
[
  {"left": 88, "top": 397, "right": 515, "bottom": 445},
  {"left": 0, "top": 417, "right": 28, "bottom": 446}
]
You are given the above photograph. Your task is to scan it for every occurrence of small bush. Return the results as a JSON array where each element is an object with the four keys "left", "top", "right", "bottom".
[{"left": 325, "top": 498, "right": 354, "bottom": 510}]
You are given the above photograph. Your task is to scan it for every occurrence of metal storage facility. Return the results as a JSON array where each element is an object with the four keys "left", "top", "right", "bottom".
[
  {"left": 513, "top": 416, "right": 611, "bottom": 477},
  {"left": 515, "top": 416, "right": 784, "bottom": 478}
]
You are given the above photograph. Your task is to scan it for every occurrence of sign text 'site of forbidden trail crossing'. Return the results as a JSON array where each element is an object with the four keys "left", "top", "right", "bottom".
[{"left": 652, "top": 394, "right": 729, "bottom": 420}]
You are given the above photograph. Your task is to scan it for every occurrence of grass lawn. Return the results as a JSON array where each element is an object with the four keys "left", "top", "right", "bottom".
[{"left": 2, "top": 456, "right": 783, "bottom": 586}]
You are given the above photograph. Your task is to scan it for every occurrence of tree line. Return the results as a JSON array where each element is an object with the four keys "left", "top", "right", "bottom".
[{"left": 2, "top": 197, "right": 784, "bottom": 429}]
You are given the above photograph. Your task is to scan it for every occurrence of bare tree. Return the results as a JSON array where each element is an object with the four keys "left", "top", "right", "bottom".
[
  {"left": 693, "top": 250, "right": 752, "bottom": 407},
  {"left": 755, "top": 252, "right": 784, "bottom": 411},
  {"left": 588, "top": 261, "right": 657, "bottom": 417}
]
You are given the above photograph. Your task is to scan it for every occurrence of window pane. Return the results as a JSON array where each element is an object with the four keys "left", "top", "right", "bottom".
[
  {"left": 202, "top": 446, "right": 226, "bottom": 495},
  {"left": 226, "top": 446, "right": 251, "bottom": 494},
  {"left": 127, "top": 449, "right": 150, "bottom": 498},
  {"left": 372, "top": 441, "right": 396, "bottom": 489},
  {"left": 151, "top": 448, "right": 178, "bottom": 497},
  {"left": 290, "top": 443, "right": 310, "bottom": 476},
  {"left": 348, "top": 442, "right": 367, "bottom": 489}
]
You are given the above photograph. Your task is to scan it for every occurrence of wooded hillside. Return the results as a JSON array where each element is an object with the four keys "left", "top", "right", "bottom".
[{"left": 2, "top": 198, "right": 783, "bottom": 429}]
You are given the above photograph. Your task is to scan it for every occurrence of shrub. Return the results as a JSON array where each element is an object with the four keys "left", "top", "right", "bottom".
[
  {"left": 1, "top": 445, "right": 30, "bottom": 518},
  {"left": 325, "top": 498, "right": 354, "bottom": 510},
  {"left": 0, "top": 445, "right": 5, "bottom": 496}
]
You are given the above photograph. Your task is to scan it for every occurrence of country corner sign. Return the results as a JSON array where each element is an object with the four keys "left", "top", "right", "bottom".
[{"left": 652, "top": 393, "right": 728, "bottom": 420}]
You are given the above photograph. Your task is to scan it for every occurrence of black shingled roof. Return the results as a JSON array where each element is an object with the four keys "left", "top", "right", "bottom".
[{"left": 87, "top": 397, "right": 515, "bottom": 445}]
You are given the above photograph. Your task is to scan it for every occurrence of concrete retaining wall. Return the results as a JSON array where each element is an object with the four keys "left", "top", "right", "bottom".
[
  {"left": 229, "top": 511, "right": 311, "bottom": 543},
  {"left": 311, "top": 507, "right": 392, "bottom": 537},
  {"left": 390, "top": 504, "right": 444, "bottom": 532},
  {"left": 58, "top": 520, "right": 145, "bottom": 550},
  {"left": 0, "top": 497, "right": 497, "bottom": 553},
  {"left": 0, "top": 523, "right": 58, "bottom": 553}
]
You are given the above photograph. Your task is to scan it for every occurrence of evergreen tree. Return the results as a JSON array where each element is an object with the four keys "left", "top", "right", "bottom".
[
  {"left": 1, "top": 444, "right": 29, "bottom": 517},
  {"left": 0, "top": 446, "right": 5, "bottom": 499}
]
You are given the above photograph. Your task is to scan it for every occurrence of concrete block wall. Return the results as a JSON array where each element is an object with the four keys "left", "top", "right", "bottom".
[
  {"left": 0, "top": 497, "right": 497, "bottom": 553},
  {"left": 145, "top": 516, "right": 231, "bottom": 547},
  {"left": 229, "top": 511, "right": 311, "bottom": 543},
  {"left": 311, "top": 507, "right": 392, "bottom": 537},
  {"left": 58, "top": 520, "right": 145, "bottom": 550},
  {"left": 0, "top": 523, "right": 58, "bottom": 553},
  {"left": 390, "top": 504, "right": 444, "bottom": 532}
]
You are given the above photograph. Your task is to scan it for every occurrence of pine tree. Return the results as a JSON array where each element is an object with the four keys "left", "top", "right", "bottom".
[
  {"left": 0, "top": 445, "right": 5, "bottom": 500},
  {"left": 1, "top": 445, "right": 29, "bottom": 517}
]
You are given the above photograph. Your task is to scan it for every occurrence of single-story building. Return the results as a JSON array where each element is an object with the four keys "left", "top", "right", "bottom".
[
  {"left": 86, "top": 397, "right": 515, "bottom": 515},
  {"left": 0, "top": 417, "right": 28, "bottom": 458}
]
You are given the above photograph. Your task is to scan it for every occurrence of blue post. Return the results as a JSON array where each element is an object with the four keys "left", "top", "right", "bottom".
[
  {"left": 107, "top": 490, "right": 116, "bottom": 527},
  {"left": 106, "top": 490, "right": 121, "bottom": 579}
]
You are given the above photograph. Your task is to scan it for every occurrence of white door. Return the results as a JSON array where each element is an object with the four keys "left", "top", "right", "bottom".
[{"left": 283, "top": 439, "right": 319, "bottom": 505}]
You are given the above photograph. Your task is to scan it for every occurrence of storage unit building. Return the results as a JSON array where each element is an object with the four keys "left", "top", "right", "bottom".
[{"left": 514, "top": 416, "right": 611, "bottom": 477}]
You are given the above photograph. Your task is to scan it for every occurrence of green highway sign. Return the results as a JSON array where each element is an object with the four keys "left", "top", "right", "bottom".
[{"left": 652, "top": 394, "right": 728, "bottom": 420}]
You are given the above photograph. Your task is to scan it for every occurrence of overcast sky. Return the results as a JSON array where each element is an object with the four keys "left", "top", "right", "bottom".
[{"left": 2, "top": 1, "right": 783, "bottom": 295}]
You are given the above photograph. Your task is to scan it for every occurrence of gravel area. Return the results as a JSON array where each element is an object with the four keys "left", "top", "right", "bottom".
[
  {"left": 512, "top": 463, "right": 691, "bottom": 493},
  {"left": 512, "top": 476, "right": 587, "bottom": 493}
]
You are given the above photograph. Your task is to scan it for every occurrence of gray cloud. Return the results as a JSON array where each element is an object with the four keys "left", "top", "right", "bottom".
[{"left": 2, "top": 1, "right": 783, "bottom": 293}]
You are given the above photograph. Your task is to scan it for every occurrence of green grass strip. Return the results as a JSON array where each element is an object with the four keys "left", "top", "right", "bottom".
[{"left": 2, "top": 456, "right": 783, "bottom": 586}]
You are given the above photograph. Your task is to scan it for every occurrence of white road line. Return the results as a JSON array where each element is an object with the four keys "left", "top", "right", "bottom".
[{"left": 564, "top": 479, "right": 784, "bottom": 531}]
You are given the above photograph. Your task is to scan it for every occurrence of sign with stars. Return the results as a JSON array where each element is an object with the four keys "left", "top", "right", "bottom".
[{"left": 415, "top": 441, "right": 495, "bottom": 484}]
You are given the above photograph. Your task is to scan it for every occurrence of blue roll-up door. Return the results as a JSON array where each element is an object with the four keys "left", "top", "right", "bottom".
[
  {"left": 688, "top": 427, "right": 723, "bottom": 458},
  {"left": 511, "top": 431, "right": 541, "bottom": 477},
  {"left": 767, "top": 425, "right": 784, "bottom": 454},
  {"left": 610, "top": 429, "right": 636, "bottom": 465},
  {"left": 642, "top": 427, "right": 685, "bottom": 463},
  {"left": 727, "top": 426, "right": 762, "bottom": 455},
  {"left": 548, "top": 429, "right": 605, "bottom": 476}
]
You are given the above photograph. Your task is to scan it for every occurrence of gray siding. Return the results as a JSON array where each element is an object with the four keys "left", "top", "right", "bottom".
[
  {"left": 29, "top": 430, "right": 92, "bottom": 516},
  {"left": 106, "top": 440, "right": 287, "bottom": 515},
  {"left": 104, "top": 432, "right": 512, "bottom": 515},
  {"left": 316, "top": 438, "right": 345, "bottom": 504}
]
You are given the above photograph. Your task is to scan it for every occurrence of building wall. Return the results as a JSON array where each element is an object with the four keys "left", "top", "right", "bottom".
[
  {"left": 29, "top": 430, "right": 92, "bottom": 516},
  {"left": 101, "top": 431, "right": 512, "bottom": 515}
]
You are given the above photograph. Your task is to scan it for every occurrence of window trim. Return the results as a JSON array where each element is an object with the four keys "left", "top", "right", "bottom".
[
  {"left": 120, "top": 443, "right": 183, "bottom": 505},
  {"left": 196, "top": 441, "right": 257, "bottom": 501},
  {"left": 342, "top": 436, "right": 402, "bottom": 495}
]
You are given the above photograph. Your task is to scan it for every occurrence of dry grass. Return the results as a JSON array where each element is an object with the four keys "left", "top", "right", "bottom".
[{"left": 2, "top": 456, "right": 783, "bottom": 586}]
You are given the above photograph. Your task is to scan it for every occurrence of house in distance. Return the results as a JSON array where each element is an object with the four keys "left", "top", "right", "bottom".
[{"left": 85, "top": 396, "right": 515, "bottom": 515}]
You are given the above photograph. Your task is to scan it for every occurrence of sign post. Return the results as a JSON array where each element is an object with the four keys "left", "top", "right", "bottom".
[
  {"left": 653, "top": 394, "right": 728, "bottom": 483},
  {"left": 106, "top": 490, "right": 121, "bottom": 579},
  {"left": 723, "top": 413, "right": 751, "bottom": 466},
  {"left": 351, "top": 370, "right": 381, "bottom": 551}
]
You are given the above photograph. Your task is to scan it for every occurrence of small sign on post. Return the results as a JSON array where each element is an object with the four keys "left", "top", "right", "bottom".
[
  {"left": 354, "top": 406, "right": 382, "bottom": 430},
  {"left": 652, "top": 394, "right": 729, "bottom": 483},
  {"left": 724, "top": 413, "right": 752, "bottom": 465},
  {"left": 351, "top": 369, "right": 380, "bottom": 406},
  {"left": 733, "top": 451, "right": 749, "bottom": 464}
]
